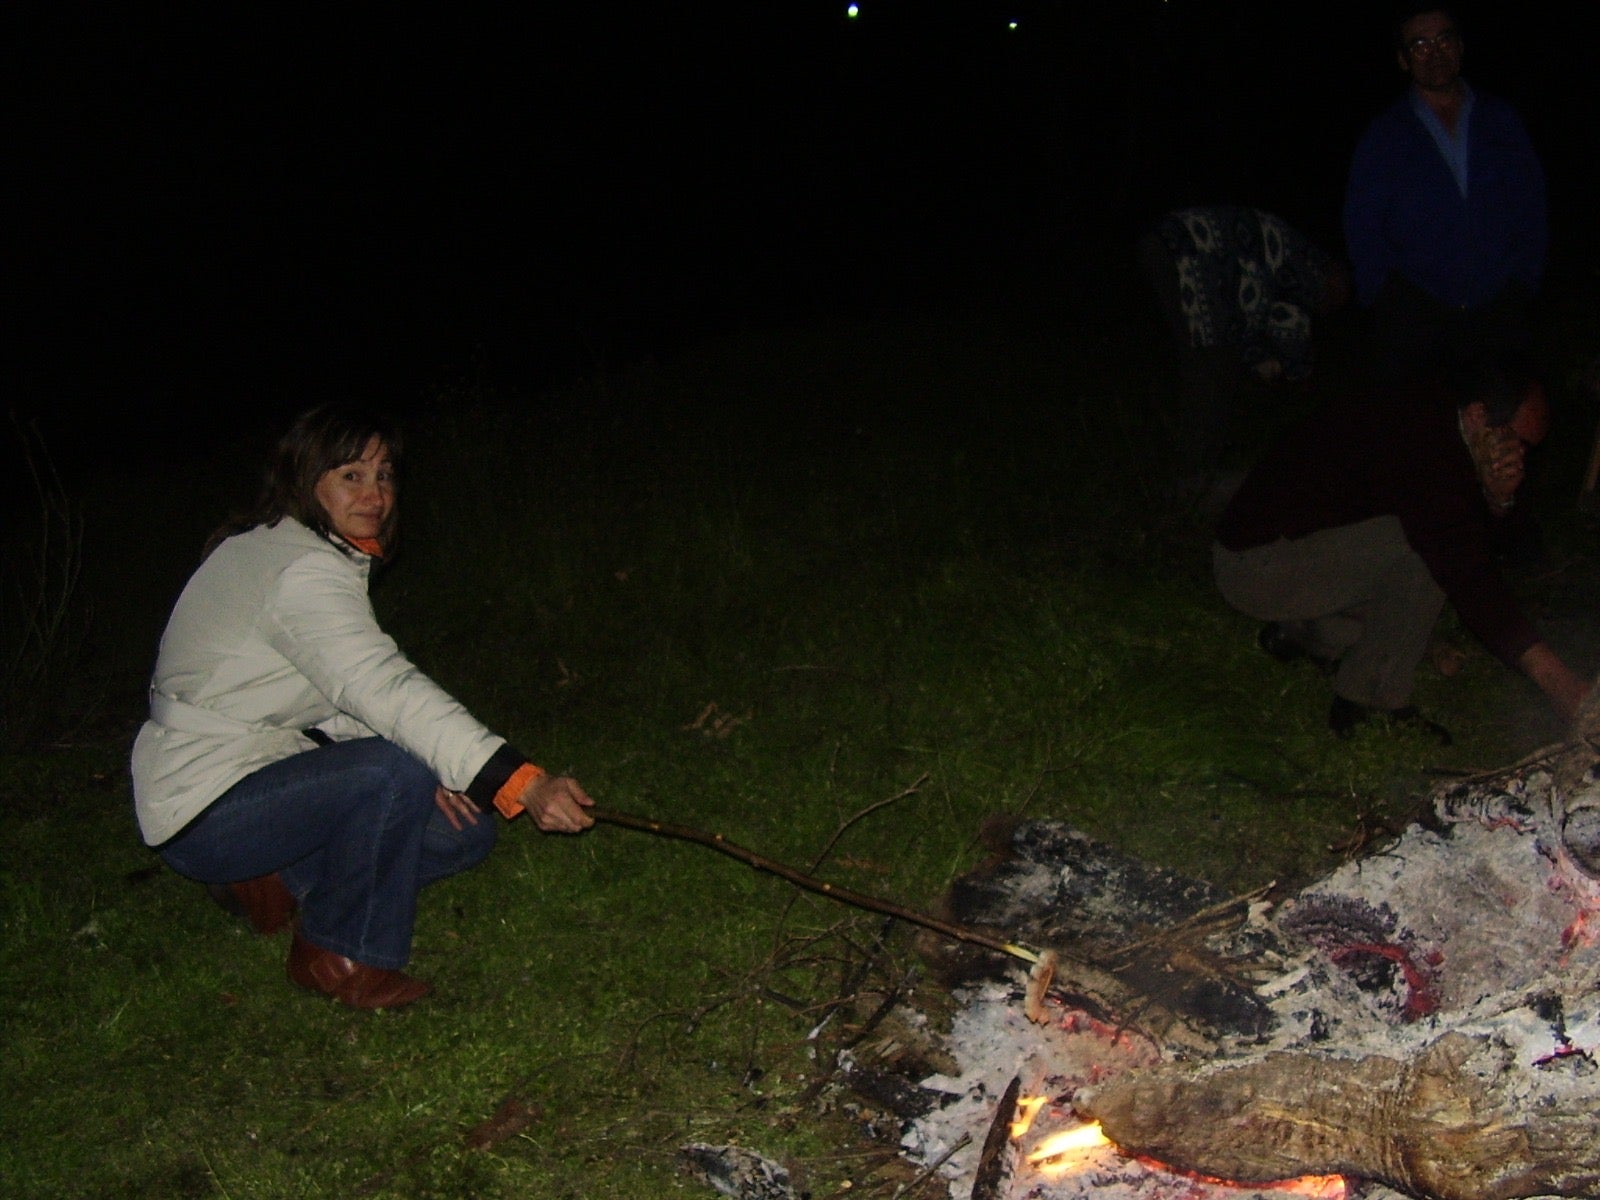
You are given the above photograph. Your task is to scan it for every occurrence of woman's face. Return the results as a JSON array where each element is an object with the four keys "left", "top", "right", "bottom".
[{"left": 313, "top": 435, "right": 395, "bottom": 543}]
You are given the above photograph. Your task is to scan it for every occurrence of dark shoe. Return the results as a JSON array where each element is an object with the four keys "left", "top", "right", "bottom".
[
  {"left": 1258, "top": 623, "right": 1337, "bottom": 674},
  {"left": 206, "top": 873, "right": 297, "bottom": 935},
  {"left": 1329, "top": 696, "right": 1452, "bottom": 746},
  {"left": 287, "top": 931, "right": 431, "bottom": 1010}
]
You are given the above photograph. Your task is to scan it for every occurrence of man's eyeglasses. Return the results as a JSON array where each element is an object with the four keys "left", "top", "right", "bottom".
[{"left": 1404, "top": 29, "right": 1461, "bottom": 57}]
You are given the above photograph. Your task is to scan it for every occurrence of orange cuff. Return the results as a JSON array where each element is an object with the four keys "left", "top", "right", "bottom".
[{"left": 493, "top": 763, "right": 545, "bottom": 819}]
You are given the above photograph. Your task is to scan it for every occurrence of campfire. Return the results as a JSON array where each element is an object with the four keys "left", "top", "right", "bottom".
[{"left": 881, "top": 728, "right": 1600, "bottom": 1200}]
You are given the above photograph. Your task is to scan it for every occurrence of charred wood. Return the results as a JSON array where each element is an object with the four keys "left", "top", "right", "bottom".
[
  {"left": 968, "top": 1074, "right": 1020, "bottom": 1200},
  {"left": 919, "top": 821, "right": 1276, "bottom": 1051},
  {"left": 840, "top": 1060, "right": 960, "bottom": 1122}
]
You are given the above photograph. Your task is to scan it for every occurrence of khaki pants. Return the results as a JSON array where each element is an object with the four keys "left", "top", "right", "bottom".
[{"left": 1212, "top": 516, "right": 1445, "bottom": 710}]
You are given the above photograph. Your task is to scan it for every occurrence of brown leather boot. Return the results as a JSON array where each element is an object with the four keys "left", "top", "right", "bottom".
[
  {"left": 206, "top": 873, "right": 297, "bottom": 935},
  {"left": 287, "top": 931, "right": 431, "bottom": 1010}
]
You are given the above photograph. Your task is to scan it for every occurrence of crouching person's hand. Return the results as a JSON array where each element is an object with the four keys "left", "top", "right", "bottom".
[
  {"left": 521, "top": 772, "right": 595, "bottom": 833},
  {"left": 1518, "top": 642, "right": 1592, "bottom": 727}
]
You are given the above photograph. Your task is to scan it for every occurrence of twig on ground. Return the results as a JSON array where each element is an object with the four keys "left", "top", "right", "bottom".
[
  {"left": 807, "top": 774, "right": 931, "bottom": 875},
  {"left": 842, "top": 964, "right": 920, "bottom": 1051},
  {"left": 616, "top": 991, "right": 742, "bottom": 1076},
  {"left": 1103, "top": 882, "right": 1274, "bottom": 966},
  {"left": 888, "top": 1131, "right": 971, "bottom": 1200},
  {"left": 463, "top": 1096, "right": 543, "bottom": 1151},
  {"left": 734, "top": 774, "right": 927, "bottom": 1089},
  {"left": 1424, "top": 740, "right": 1567, "bottom": 783},
  {"left": 796, "top": 1147, "right": 912, "bottom": 1198}
]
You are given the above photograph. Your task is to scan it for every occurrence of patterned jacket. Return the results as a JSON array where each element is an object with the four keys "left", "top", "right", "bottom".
[{"left": 1155, "top": 206, "right": 1335, "bottom": 380}]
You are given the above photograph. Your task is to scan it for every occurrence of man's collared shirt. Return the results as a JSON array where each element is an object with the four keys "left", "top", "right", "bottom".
[{"left": 1410, "top": 82, "right": 1475, "bottom": 197}]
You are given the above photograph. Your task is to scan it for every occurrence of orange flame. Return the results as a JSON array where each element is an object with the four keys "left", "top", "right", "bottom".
[
  {"left": 1273, "top": 1176, "right": 1347, "bottom": 1198},
  {"left": 1016, "top": 1116, "right": 1349, "bottom": 1197},
  {"left": 1009, "top": 1094, "right": 1048, "bottom": 1139},
  {"left": 1026, "top": 1121, "right": 1112, "bottom": 1170}
]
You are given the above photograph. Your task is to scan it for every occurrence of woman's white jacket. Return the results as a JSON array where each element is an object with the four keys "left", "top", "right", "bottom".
[{"left": 132, "top": 519, "right": 505, "bottom": 846}]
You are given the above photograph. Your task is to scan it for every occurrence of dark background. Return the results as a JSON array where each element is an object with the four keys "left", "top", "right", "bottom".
[{"left": 10, "top": 1, "right": 1598, "bottom": 467}]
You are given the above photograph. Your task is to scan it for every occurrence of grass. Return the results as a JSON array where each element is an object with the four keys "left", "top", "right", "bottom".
[{"left": 3, "top": 275, "right": 1597, "bottom": 1199}]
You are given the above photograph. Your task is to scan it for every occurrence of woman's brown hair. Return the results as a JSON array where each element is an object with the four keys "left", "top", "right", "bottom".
[{"left": 203, "top": 405, "right": 404, "bottom": 558}]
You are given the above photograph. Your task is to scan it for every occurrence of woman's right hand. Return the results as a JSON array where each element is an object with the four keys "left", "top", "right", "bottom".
[{"left": 520, "top": 772, "right": 595, "bottom": 833}]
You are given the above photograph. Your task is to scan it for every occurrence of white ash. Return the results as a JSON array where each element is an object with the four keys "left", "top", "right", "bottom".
[
  {"left": 900, "top": 767, "right": 1600, "bottom": 1200},
  {"left": 680, "top": 1143, "right": 796, "bottom": 1200}
]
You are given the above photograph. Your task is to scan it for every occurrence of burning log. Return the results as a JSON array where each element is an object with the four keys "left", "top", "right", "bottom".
[{"left": 1078, "top": 1025, "right": 1600, "bottom": 1200}]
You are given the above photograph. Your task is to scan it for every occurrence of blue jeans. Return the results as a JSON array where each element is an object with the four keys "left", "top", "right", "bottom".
[{"left": 158, "top": 738, "right": 497, "bottom": 969}]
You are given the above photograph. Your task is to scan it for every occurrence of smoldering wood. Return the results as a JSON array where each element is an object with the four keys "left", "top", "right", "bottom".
[
  {"left": 968, "top": 1074, "right": 1020, "bottom": 1200},
  {"left": 895, "top": 685, "right": 1600, "bottom": 1200},
  {"left": 1078, "top": 1026, "right": 1600, "bottom": 1200},
  {"left": 916, "top": 817, "right": 1277, "bottom": 1053}
]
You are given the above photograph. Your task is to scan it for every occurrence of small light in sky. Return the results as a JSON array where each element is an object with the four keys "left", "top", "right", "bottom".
[
  {"left": 1008, "top": 20, "right": 1019, "bottom": 31},
  {"left": 846, "top": 3, "right": 859, "bottom": 17}
]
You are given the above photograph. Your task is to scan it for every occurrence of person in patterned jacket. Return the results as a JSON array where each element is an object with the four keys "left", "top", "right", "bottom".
[{"left": 1139, "top": 206, "right": 1351, "bottom": 472}]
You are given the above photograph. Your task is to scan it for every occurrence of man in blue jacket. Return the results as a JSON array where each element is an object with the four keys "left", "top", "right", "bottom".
[{"left": 1342, "top": 6, "right": 1546, "bottom": 388}]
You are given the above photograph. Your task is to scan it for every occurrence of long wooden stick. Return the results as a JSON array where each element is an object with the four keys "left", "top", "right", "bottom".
[{"left": 589, "top": 806, "right": 1042, "bottom": 965}]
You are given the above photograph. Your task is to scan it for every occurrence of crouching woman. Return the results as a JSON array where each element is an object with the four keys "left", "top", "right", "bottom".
[{"left": 132, "top": 405, "right": 593, "bottom": 1009}]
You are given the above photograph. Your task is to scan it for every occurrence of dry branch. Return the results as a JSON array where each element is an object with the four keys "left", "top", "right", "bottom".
[{"left": 590, "top": 807, "right": 1046, "bottom": 966}]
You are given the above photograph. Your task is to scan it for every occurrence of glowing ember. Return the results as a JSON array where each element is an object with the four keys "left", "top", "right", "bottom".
[
  {"left": 1026, "top": 1121, "right": 1110, "bottom": 1169},
  {"left": 1560, "top": 905, "right": 1598, "bottom": 952},
  {"left": 1132, "top": 1163, "right": 1348, "bottom": 1198},
  {"left": 1145, "top": 1165, "right": 1349, "bottom": 1198},
  {"left": 1275, "top": 1176, "right": 1347, "bottom": 1198},
  {"left": 1022, "top": 1119, "right": 1346, "bottom": 1197}
]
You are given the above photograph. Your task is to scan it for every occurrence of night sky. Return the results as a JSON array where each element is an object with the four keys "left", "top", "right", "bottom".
[{"left": 12, "top": 2, "right": 1598, "bottom": 463}]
